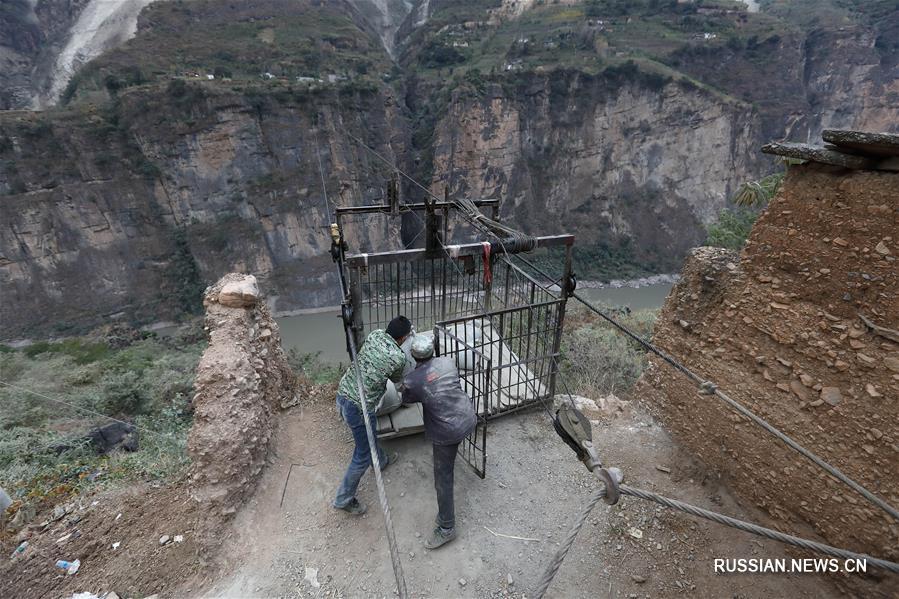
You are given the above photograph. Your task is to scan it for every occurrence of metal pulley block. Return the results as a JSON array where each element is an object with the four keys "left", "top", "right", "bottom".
[
  {"left": 554, "top": 402, "right": 623, "bottom": 504},
  {"left": 553, "top": 402, "right": 600, "bottom": 471}
]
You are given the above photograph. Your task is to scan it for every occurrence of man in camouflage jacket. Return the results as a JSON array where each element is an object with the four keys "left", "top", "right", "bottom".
[{"left": 333, "top": 315, "right": 412, "bottom": 515}]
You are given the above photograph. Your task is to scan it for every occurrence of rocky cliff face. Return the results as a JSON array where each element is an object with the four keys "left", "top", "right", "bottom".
[
  {"left": 0, "top": 84, "right": 407, "bottom": 339},
  {"left": 429, "top": 72, "right": 760, "bottom": 269},
  {"left": 1, "top": 0, "right": 897, "bottom": 339},
  {"left": 0, "top": 0, "right": 91, "bottom": 109}
]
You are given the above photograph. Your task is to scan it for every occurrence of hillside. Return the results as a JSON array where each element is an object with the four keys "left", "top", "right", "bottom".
[{"left": 1, "top": 0, "right": 897, "bottom": 339}]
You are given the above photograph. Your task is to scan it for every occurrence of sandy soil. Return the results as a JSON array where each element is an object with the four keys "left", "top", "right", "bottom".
[{"left": 196, "top": 395, "right": 840, "bottom": 598}]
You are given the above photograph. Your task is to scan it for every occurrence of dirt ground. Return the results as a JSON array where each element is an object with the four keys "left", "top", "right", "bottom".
[
  {"left": 0, "top": 482, "right": 221, "bottom": 599},
  {"left": 195, "top": 394, "right": 840, "bottom": 599}
]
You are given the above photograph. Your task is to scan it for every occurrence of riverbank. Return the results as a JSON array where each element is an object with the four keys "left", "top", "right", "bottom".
[{"left": 577, "top": 273, "right": 680, "bottom": 290}]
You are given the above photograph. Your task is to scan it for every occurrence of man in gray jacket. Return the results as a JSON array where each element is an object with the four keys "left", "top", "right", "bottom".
[{"left": 402, "top": 335, "right": 477, "bottom": 549}]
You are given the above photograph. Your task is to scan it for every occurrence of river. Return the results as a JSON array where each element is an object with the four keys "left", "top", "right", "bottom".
[{"left": 276, "top": 282, "right": 673, "bottom": 365}]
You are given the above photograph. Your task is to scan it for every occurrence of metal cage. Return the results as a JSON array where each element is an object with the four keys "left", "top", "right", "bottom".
[{"left": 334, "top": 200, "right": 573, "bottom": 477}]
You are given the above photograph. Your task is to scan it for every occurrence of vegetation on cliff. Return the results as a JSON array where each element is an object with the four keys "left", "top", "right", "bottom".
[
  {"left": 0, "top": 330, "right": 203, "bottom": 505},
  {"left": 705, "top": 171, "right": 784, "bottom": 250}
]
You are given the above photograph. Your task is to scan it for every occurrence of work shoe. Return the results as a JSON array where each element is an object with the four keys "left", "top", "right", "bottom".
[
  {"left": 380, "top": 452, "right": 399, "bottom": 472},
  {"left": 336, "top": 498, "right": 367, "bottom": 516},
  {"left": 424, "top": 526, "right": 457, "bottom": 550}
]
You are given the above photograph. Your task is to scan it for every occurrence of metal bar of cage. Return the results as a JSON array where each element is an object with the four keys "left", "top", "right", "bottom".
[{"left": 434, "top": 325, "right": 490, "bottom": 478}]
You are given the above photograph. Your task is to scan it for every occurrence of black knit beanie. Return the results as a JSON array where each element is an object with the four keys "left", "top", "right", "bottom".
[{"left": 386, "top": 315, "right": 412, "bottom": 340}]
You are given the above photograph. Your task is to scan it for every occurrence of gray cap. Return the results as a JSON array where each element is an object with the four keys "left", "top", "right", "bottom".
[{"left": 411, "top": 334, "right": 435, "bottom": 360}]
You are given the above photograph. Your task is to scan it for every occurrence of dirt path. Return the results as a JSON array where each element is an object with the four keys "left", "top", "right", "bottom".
[{"left": 197, "top": 396, "right": 840, "bottom": 598}]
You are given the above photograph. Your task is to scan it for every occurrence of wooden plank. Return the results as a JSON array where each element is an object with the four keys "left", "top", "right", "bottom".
[
  {"left": 822, "top": 129, "right": 899, "bottom": 158},
  {"left": 761, "top": 142, "right": 875, "bottom": 170}
]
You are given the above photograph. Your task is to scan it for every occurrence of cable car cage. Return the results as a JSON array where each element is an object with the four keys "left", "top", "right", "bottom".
[{"left": 331, "top": 190, "right": 575, "bottom": 478}]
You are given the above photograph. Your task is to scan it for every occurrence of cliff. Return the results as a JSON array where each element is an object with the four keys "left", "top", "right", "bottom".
[
  {"left": 428, "top": 71, "right": 759, "bottom": 271},
  {"left": 0, "top": 83, "right": 407, "bottom": 339},
  {"left": 2, "top": 0, "right": 897, "bottom": 339},
  {"left": 636, "top": 158, "right": 898, "bottom": 595}
]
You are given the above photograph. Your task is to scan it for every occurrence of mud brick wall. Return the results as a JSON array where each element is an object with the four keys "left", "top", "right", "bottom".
[{"left": 636, "top": 163, "right": 898, "bottom": 595}]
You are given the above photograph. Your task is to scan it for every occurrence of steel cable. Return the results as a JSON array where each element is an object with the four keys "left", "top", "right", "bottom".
[
  {"left": 313, "top": 117, "right": 409, "bottom": 597},
  {"left": 512, "top": 255, "right": 899, "bottom": 523},
  {"left": 535, "top": 481, "right": 899, "bottom": 598}
]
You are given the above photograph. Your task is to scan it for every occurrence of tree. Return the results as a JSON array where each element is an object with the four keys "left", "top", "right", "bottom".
[{"left": 705, "top": 171, "right": 785, "bottom": 249}]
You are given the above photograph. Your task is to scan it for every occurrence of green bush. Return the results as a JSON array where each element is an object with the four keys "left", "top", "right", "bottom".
[
  {"left": 705, "top": 207, "right": 758, "bottom": 250},
  {"left": 287, "top": 349, "right": 344, "bottom": 385},
  {"left": 561, "top": 306, "right": 657, "bottom": 397},
  {"left": 0, "top": 333, "right": 204, "bottom": 501}
]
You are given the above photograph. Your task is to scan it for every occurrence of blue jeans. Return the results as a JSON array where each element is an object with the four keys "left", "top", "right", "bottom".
[{"left": 334, "top": 394, "right": 387, "bottom": 508}]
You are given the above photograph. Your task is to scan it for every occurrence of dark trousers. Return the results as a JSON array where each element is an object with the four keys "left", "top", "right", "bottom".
[{"left": 433, "top": 442, "right": 460, "bottom": 529}]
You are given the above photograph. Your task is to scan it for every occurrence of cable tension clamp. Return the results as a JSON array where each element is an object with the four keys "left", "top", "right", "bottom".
[{"left": 553, "top": 402, "right": 622, "bottom": 505}]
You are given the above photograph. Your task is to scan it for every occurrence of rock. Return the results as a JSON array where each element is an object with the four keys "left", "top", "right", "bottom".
[
  {"left": 857, "top": 353, "right": 876, "bottom": 366},
  {"left": 865, "top": 384, "right": 882, "bottom": 398},
  {"left": 799, "top": 374, "right": 815, "bottom": 387},
  {"left": 218, "top": 275, "right": 260, "bottom": 308},
  {"left": 507, "top": 573, "right": 514, "bottom": 585},
  {"left": 7, "top": 504, "right": 35, "bottom": 532},
  {"left": 820, "top": 387, "right": 842, "bottom": 406},
  {"left": 822, "top": 129, "right": 899, "bottom": 158},
  {"left": 834, "top": 360, "right": 850, "bottom": 372},
  {"left": 790, "top": 380, "right": 811, "bottom": 401},
  {"left": 159, "top": 535, "right": 170, "bottom": 545},
  {"left": 458, "top": 578, "right": 467, "bottom": 587},
  {"left": 874, "top": 240, "right": 891, "bottom": 255},
  {"left": 631, "top": 575, "right": 647, "bottom": 584},
  {"left": 870, "top": 428, "right": 883, "bottom": 440},
  {"left": 761, "top": 141, "right": 877, "bottom": 169},
  {"left": 884, "top": 357, "right": 899, "bottom": 373},
  {"left": 862, "top": 445, "right": 875, "bottom": 455}
]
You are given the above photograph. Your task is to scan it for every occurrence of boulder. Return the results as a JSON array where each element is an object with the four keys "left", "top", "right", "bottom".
[{"left": 218, "top": 275, "right": 260, "bottom": 308}]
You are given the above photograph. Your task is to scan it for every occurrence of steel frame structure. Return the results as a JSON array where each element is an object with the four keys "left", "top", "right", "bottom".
[{"left": 333, "top": 195, "right": 574, "bottom": 477}]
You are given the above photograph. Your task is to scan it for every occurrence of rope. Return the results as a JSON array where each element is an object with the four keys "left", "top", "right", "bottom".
[
  {"left": 513, "top": 255, "right": 899, "bottom": 523},
  {"left": 312, "top": 114, "right": 409, "bottom": 598},
  {"left": 533, "top": 481, "right": 608, "bottom": 598},
  {"left": 617, "top": 484, "right": 899, "bottom": 573},
  {"left": 345, "top": 333, "right": 409, "bottom": 598}
]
